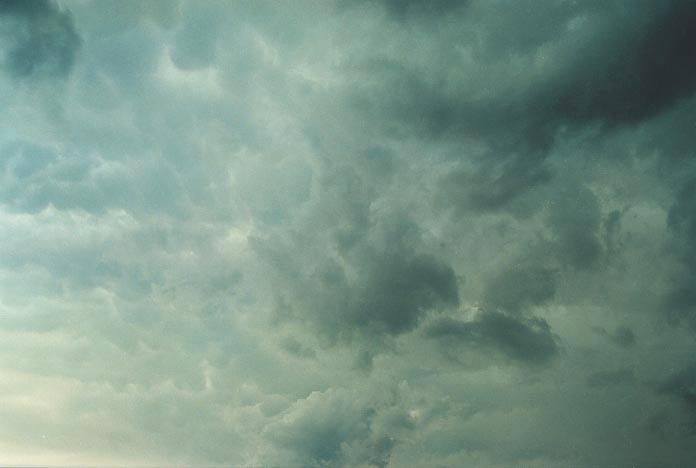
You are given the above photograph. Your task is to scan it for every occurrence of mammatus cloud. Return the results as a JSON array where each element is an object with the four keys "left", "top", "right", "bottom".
[
  {"left": 2, "top": 0, "right": 696, "bottom": 466},
  {"left": 0, "top": 0, "right": 81, "bottom": 78},
  {"left": 253, "top": 219, "right": 460, "bottom": 352},
  {"left": 425, "top": 311, "right": 558, "bottom": 364}
]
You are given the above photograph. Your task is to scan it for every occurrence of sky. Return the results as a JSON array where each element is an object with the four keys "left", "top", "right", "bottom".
[{"left": 1, "top": 0, "right": 696, "bottom": 466}]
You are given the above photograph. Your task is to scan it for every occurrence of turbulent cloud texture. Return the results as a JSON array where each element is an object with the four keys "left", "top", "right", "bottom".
[
  {"left": 2, "top": 1, "right": 696, "bottom": 466},
  {"left": 0, "top": 0, "right": 81, "bottom": 78}
]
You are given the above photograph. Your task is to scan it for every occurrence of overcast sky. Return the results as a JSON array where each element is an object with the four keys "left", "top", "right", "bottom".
[{"left": 2, "top": 1, "right": 696, "bottom": 466}]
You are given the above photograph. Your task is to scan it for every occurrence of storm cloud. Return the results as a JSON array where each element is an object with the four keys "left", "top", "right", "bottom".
[
  {"left": 425, "top": 311, "right": 559, "bottom": 364},
  {"left": 0, "top": 0, "right": 81, "bottom": 78},
  {"left": 1, "top": 1, "right": 696, "bottom": 467}
]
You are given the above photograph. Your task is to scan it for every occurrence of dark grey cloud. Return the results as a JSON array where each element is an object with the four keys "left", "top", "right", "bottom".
[
  {"left": 546, "top": 183, "right": 603, "bottom": 269},
  {"left": 612, "top": 326, "right": 637, "bottom": 348},
  {"left": 593, "top": 325, "right": 638, "bottom": 348},
  {"left": 262, "top": 389, "right": 399, "bottom": 467},
  {"left": 659, "top": 363, "right": 696, "bottom": 429},
  {"left": 668, "top": 177, "right": 696, "bottom": 262},
  {"left": 539, "top": 0, "right": 696, "bottom": 127},
  {"left": 353, "top": 253, "right": 460, "bottom": 336},
  {"left": 482, "top": 0, "right": 696, "bottom": 135},
  {"left": 425, "top": 310, "right": 558, "bottom": 364},
  {"left": 344, "top": 0, "right": 696, "bottom": 214},
  {"left": 665, "top": 176, "right": 696, "bottom": 330},
  {"left": 441, "top": 154, "right": 553, "bottom": 214},
  {"left": 279, "top": 336, "right": 316, "bottom": 359},
  {"left": 587, "top": 368, "right": 635, "bottom": 388},
  {"left": 3, "top": 0, "right": 696, "bottom": 466},
  {"left": 256, "top": 230, "right": 460, "bottom": 345},
  {"left": 483, "top": 264, "right": 556, "bottom": 315},
  {"left": 356, "top": 0, "right": 468, "bottom": 20},
  {"left": 252, "top": 161, "right": 462, "bottom": 346},
  {"left": 0, "top": 0, "right": 81, "bottom": 78},
  {"left": 475, "top": 255, "right": 559, "bottom": 364},
  {"left": 603, "top": 208, "right": 624, "bottom": 254}
]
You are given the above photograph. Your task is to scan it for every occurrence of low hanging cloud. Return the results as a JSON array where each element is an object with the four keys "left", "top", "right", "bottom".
[
  {"left": 425, "top": 311, "right": 558, "bottom": 365},
  {"left": 0, "top": 0, "right": 81, "bottom": 78},
  {"left": 659, "top": 363, "right": 696, "bottom": 430},
  {"left": 260, "top": 388, "right": 399, "bottom": 467},
  {"left": 2, "top": 1, "right": 696, "bottom": 466},
  {"left": 254, "top": 229, "right": 460, "bottom": 345}
]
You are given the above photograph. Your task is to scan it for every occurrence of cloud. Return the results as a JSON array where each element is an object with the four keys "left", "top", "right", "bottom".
[
  {"left": 255, "top": 230, "right": 460, "bottom": 344},
  {"left": 261, "top": 388, "right": 399, "bottom": 467},
  {"left": 593, "top": 325, "right": 638, "bottom": 348},
  {"left": 658, "top": 363, "right": 696, "bottom": 430},
  {"left": 665, "top": 176, "right": 696, "bottom": 330},
  {"left": 537, "top": 0, "right": 696, "bottom": 127},
  {"left": 2, "top": 0, "right": 696, "bottom": 466},
  {"left": 545, "top": 183, "right": 603, "bottom": 269},
  {"left": 441, "top": 155, "right": 554, "bottom": 214},
  {"left": 352, "top": 253, "right": 460, "bottom": 335},
  {"left": 587, "top": 368, "right": 635, "bottom": 388},
  {"left": 340, "top": 0, "right": 696, "bottom": 213},
  {"left": 483, "top": 264, "right": 556, "bottom": 315},
  {"left": 278, "top": 336, "right": 316, "bottom": 359},
  {"left": 0, "top": 0, "right": 81, "bottom": 79},
  {"left": 352, "top": 0, "right": 468, "bottom": 20},
  {"left": 425, "top": 310, "right": 558, "bottom": 364}
]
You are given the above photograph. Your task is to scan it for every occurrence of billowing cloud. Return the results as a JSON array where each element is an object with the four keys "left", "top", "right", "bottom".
[
  {"left": 587, "top": 367, "right": 635, "bottom": 388},
  {"left": 260, "top": 387, "right": 400, "bottom": 467},
  {"left": 0, "top": 0, "right": 81, "bottom": 78},
  {"left": 425, "top": 311, "right": 558, "bottom": 364},
  {"left": 659, "top": 363, "right": 696, "bottom": 430},
  {"left": 2, "top": 1, "right": 696, "bottom": 466}
]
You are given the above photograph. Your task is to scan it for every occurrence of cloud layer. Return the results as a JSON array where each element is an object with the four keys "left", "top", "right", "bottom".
[{"left": 2, "top": 1, "right": 696, "bottom": 466}]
